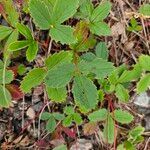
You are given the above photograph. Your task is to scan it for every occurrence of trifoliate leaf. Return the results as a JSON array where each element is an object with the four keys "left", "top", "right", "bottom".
[
  {"left": 95, "top": 42, "right": 108, "bottom": 60},
  {"left": 8, "top": 40, "right": 30, "bottom": 51},
  {"left": 44, "top": 63, "right": 75, "bottom": 88},
  {"left": 72, "top": 75, "right": 98, "bottom": 113},
  {"left": 115, "top": 84, "right": 129, "bottom": 102},
  {"left": 45, "top": 51, "right": 73, "bottom": 70},
  {"left": 88, "top": 109, "right": 108, "bottom": 122},
  {"left": 0, "top": 26, "right": 13, "bottom": 41},
  {"left": 16, "top": 23, "right": 33, "bottom": 40},
  {"left": 51, "top": 0, "right": 79, "bottom": 24},
  {"left": 114, "top": 109, "right": 134, "bottom": 124},
  {"left": 46, "top": 86, "right": 67, "bottom": 102},
  {"left": 89, "top": 22, "right": 111, "bottom": 36},
  {"left": 137, "top": 74, "right": 150, "bottom": 93},
  {"left": 26, "top": 41, "right": 38, "bottom": 62},
  {"left": 29, "top": 0, "right": 52, "bottom": 29},
  {"left": 0, "top": 85, "right": 12, "bottom": 108},
  {"left": 139, "top": 55, "right": 150, "bottom": 71},
  {"left": 20, "top": 68, "right": 47, "bottom": 93},
  {"left": 139, "top": 4, "right": 150, "bottom": 16},
  {"left": 49, "top": 25, "right": 76, "bottom": 44},
  {"left": 90, "top": 1, "right": 111, "bottom": 22},
  {"left": 103, "top": 114, "right": 115, "bottom": 144},
  {"left": 129, "top": 126, "right": 144, "bottom": 139}
]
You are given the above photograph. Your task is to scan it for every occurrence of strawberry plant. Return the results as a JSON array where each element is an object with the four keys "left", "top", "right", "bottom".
[{"left": 0, "top": 0, "right": 150, "bottom": 149}]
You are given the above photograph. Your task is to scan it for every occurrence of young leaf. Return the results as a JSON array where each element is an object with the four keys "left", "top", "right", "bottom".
[
  {"left": 115, "top": 84, "right": 129, "bottom": 102},
  {"left": 46, "top": 116, "right": 56, "bottom": 133},
  {"left": 0, "top": 85, "right": 12, "bottom": 108},
  {"left": 139, "top": 55, "right": 150, "bottom": 71},
  {"left": 0, "top": 26, "right": 13, "bottom": 41},
  {"left": 89, "top": 22, "right": 111, "bottom": 36},
  {"left": 90, "top": 1, "right": 111, "bottom": 22},
  {"left": 129, "top": 126, "right": 144, "bottom": 139},
  {"left": 44, "top": 63, "right": 74, "bottom": 88},
  {"left": 137, "top": 74, "right": 150, "bottom": 93},
  {"left": 8, "top": 41, "right": 30, "bottom": 51},
  {"left": 114, "top": 109, "right": 133, "bottom": 124},
  {"left": 139, "top": 4, "right": 150, "bottom": 16},
  {"left": 45, "top": 51, "right": 73, "bottom": 70},
  {"left": 41, "top": 112, "right": 52, "bottom": 120},
  {"left": 46, "top": 86, "right": 67, "bottom": 102},
  {"left": 26, "top": 41, "right": 38, "bottom": 62},
  {"left": 103, "top": 114, "right": 115, "bottom": 144},
  {"left": 64, "top": 106, "right": 74, "bottom": 115},
  {"left": 29, "top": 0, "right": 52, "bottom": 29},
  {"left": 95, "top": 42, "right": 108, "bottom": 60},
  {"left": 51, "top": 0, "right": 79, "bottom": 24},
  {"left": 49, "top": 25, "right": 76, "bottom": 44},
  {"left": 21, "top": 68, "right": 47, "bottom": 93},
  {"left": 16, "top": 23, "right": 33, "bottom": 40},
  {"left": 72, "top": 75, "right": 98, "bottom": 113},
  {"left": 88, "top": 109, "right": 108, "bottom": 122}
]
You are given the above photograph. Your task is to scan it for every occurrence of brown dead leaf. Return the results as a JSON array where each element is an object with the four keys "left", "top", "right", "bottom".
[
  {"left": 19, "top": 135, "right": 30, "bottom": 147},
  {"left": 26, "top": 107, "right": 35, "bottom": 119},
  {"left": 83, "top": 122, "right": 98, "bottom": 136}
]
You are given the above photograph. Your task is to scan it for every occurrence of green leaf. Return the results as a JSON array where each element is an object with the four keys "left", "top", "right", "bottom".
[
  {"left": 8, "top": 41, "right": 30, "bottom": 51},
  {"left": 103, "top": 114, "right": 115, "bottom": 144},
  {"left": 139, "top": 55, "right": 150, "bottom": 71},
  {"left": 51, "top": 0, "right": 79, "bottom": 24},
  {"left": 114, "top": 109, "right": 134, "bottom": 124},
  {"left": 95, "top": 42, "right": 108, "bottom": 60},
  {"left": 79, "top": 58, "right": 114, "bottom": 79},
  {"left": 72, "top": 75, "right": 98, "bottom": 113},
  {"left": 88, "top": 109, "right": 108, "bottom": 122},
  {"left": 49, "top": 25, "right": 76, "bottom": 44},
  {"left": 124, "top": 141, "right": 135, "bottom": 150},
  {"left": 0, "top": 0, "right": 19, "bottom": 27},
  {"left": 129, "top": 126, "right": 144, "bottom": 139},
  {"left": 64, "top": 106, "right": 74, "bottom": 115},
  {"left": 0, "top": 70, "right": 14, "bottom": 84},
  {"left": 73, "top": 113, "right": 82, "bottom": 125},
  {"left": 53, "top": 113, "right": 65, "bottom": 121},
  {"left": 17, "top": 64, "right": 26, "bottom": 75},
  {"left": 81, "top": 52, "right": 96, "bottom": 62},
  {"left": 0, "top": 85, "right": 12, "bottom": 108},
  {"left": 45, "top": 51, "right": 73, "bottom": 70},
  {"left": 0, "top": 26, "right": 13, "bottom": 41},
  {"left": 53, "top": 144, "right": 67, "bottom": 150},
  {"left": 115, "top": 84, "right": 129, "bottom": 102},
  {"left": 46, "top": 86, "right": 67, "bottom": 102},
  {"left": 89, "top": 22, "right": 111, "bottom": 36},
  {"left": 41, "top": 112, "right": 52, "bottom": 120},
  {"left": 20, "top": 68, "right": 47, "bottom": 93},
  {"left": 90, "top": 1, "right": 111, "bottom": 22},
  {"left": 29, "top": 0, "right": 52, "bottom": 29},
  {"left": 62, "top": 115, "right": 73, "bottom": 127},
  {"left": 139, "top": 4, "right": 150, "bottom": 16},
  {"left": 26, "top": 41, "right": 38, "bottom": 62},
  {"left": 46, "top": 116, "right": 56, "bottom": 132},
  {"left": 118, "top": 64, "right": 142, "bottom": 83},
  {"left": 137, "top": 74, "right": 150, "bottom": 93},
  {"left": 16, "top": 23, "right": 33, "bottom": 40},
  {"left": 44, "top": 63, "right": 74, "bottom": 88}
]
